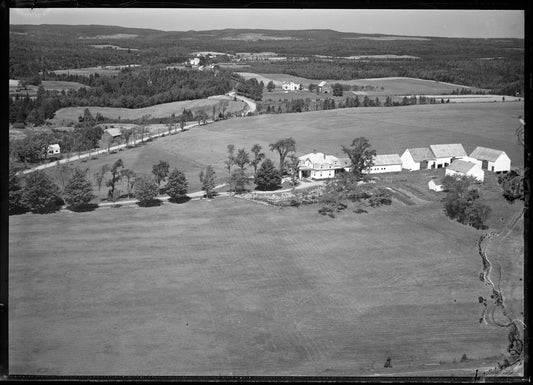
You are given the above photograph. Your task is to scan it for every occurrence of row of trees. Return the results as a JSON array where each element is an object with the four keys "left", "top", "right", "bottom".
[{"left": 234, "top": 76, "right": 264, "bottom": 101}]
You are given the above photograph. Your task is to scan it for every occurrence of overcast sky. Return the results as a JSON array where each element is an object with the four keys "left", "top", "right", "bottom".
[{"left": 9, "top": 8, "right": 524, "bottom": 38}]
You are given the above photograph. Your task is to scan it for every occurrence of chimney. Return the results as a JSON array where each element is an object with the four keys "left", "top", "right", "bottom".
[
  {"left": 324, "top": 153, "right": 326, "bottom": 159},
  {"left": 313, "top": 149, "right": 316, "bottom": 154}
]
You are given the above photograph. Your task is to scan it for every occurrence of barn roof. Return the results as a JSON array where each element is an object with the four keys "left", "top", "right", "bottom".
[
  {"left": 469, "top": 146, "right": 506, "bottom": 162},
  {"left": 373, "top": 154, "right": 402, "bottom": 166},
  {"left": 429, "top": 143, "right": 467, "bottom": 158},
  {"left": 447, "top": 159, "right": 478, "bottom": 173},
  {"left": 407, "top": 147, "right": 435, "bottom": 162},
  {"left": 338, "top": 157, "right": 351, "bottom": 167},
  {"left": 318, "top": 81, "right": 328, "bottom": 87},
  {"left": 104, "top": 128, "right": 122, "bottom": 137}
]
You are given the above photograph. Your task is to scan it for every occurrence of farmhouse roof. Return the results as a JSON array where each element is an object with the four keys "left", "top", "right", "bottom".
[
  {"left": 298, "top": 152, "right": 343, "bottom": 169},
  {"left": 429, "top": 143, "right": 467, "bottom": 158},
  {"left": 338, "top": 157, "right": 351, "bottom": 167},
  {"left": 48, "top": 143, "right": 60, "bottom": 150},
  {"left": 447, "top": 159, "right": 478, "bottom": 173},
  {"left": 373, "top": 154, "right": 402, "bottom": 166},
  {"left": 104, "top": 128, "right": 122, "bottom": 137},
  {"left": 469, "top": 146, "right": 506, "bottom": 162},
  {"left": 318, "top": 81, "right": 328, "bottom": 87},
  {"left": 407, "top": 147, "right": 435, "bottom": 162}
]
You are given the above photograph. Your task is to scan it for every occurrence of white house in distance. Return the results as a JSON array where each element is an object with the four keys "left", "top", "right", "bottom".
[
  {"left": 401, "top": 147, "right": 437, "bottom": 170},
  {"left": 429, "top": 144, "right": 467, "bottom": 168},
  {"left": 468, "top": 146, "right": 511, "bottom": 173},
  {"left": 47, "top": 143, "right": 61, "bottom": 156},
  {"left": 189, "top": 57, "right": 201, "bottom": 66},
  {"left": 297, "top": 152, "right": 350, "bottom": 179},
  {"left": 445, "top": 159, "right": 485, "bottom": 182},
  {"left": 365, "top": 154, "right": 402, "bottom": 174},
  {"left": 282, "top": 81, "right": 301, "bottom": 91}
]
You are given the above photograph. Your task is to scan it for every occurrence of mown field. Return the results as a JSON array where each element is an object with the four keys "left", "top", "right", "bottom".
[
  {"left": 56, "top": 101, "right": 523, "bottom": 198},
  {"left": 237, "top": 73, "right": 485, "bottom": 95},
  {"left": 51, "top": 99, "right": 247, "bottom": 125},
  {"left": 9, "top": 183, "right": 523, "bottom": 375}
]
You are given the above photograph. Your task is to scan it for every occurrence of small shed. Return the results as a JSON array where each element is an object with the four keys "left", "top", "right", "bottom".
[
  {"left": 445, "top": 159, "right": 484, "bottom": 182},
  {"left": 318, "top": 81, "right": 332, "bottom": 94},
  {"left": 469, "top": 146, "right": 511, "bottom": 173},
  {"left": 428, "top": 178, "right": 444, "bottom": 192},
  {"left": 367, "top": 154, "right": 402, "bottom": 174}
]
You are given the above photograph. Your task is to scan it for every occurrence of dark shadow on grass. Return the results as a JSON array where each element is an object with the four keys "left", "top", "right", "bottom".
[
  {"left": 137, "top": 198, "right": 162, "bottom": 207},
  {"left": 168, "top": 195, "right": 191, "bottom": 204},
  {"left": 67, "top": 203, "right": 99, "bottom": 212}
]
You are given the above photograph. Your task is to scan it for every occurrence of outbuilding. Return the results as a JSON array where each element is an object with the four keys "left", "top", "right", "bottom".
[
  {"left": 47, "top": 143, "right": 61, "bottom": 156},
  {"left": 429, "top": 144, "right": 467, "bottom": 168},
  {"left": 445, "top": 159, "right": 485, "bottom": 182},
  {"left": 401, "top": 147, "right": 436, "bottom": 170},
  {"left": 469, "top": 146, "right": 511, "bottom": 173},
  {"left": 366, "top": 154, "right": 402, "bottom": 174},
  {"left": 428, "top": 178, "right": 444, "bottom": 192}
]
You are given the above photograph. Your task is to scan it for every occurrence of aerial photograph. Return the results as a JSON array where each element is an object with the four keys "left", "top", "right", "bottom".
[{"left": 7, "top": 7, "right": 526, "bottom": 380}]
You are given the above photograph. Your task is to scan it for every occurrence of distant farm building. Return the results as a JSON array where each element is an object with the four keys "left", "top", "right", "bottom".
[
  {"left": 401, "top": 144, "right": 467, "bottom": 170},
  {"left": 47, "top": 144, "right": 61, "bottom": 156},
  {"left": 318, "top": 81, "right": 332, "bottom": 93},
  {"left": 365, "top": 154, "right": 402, "bottom": 174},
  {"left": 100, "top": 128, "right": 122, "bottom": 148},
  {"left": 189, "top": 57, "right": 201, "bottom": 66},
  {"left": 9, "top": 79, "right": 21, "bottom": 88},
  {"left": 469, "top": 146, "right": 511, "bottom": 173},
  {"left": 445, "top": 159, "right": 485, "bottom": 182},
  {"left": 282, "top": 81, "right": 302, "bottom": 91},
  {"left": 298, "top": 152, "right": 350, "bottom": 179},
  {"left": 428, "top": 178, "right": 444, "bottom": 192}
]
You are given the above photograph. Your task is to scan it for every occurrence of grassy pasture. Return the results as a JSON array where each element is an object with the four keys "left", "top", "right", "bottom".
[
  {"left": 237, "top": 73, "right": 484, "bottom": 95},
  {"left": 9, "top": 191, "right": 523, "bottom": 375},
  {"left": 54, "top": 102, "right": 524, "bottom": 198},
  {"left": 51, "top": 99, "right": 246, "bottom": 125}
]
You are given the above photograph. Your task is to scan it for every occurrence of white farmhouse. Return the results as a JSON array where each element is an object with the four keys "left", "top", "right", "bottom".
[
  {"left": 366, "top": 154, "right": 402, "bottom": 174},
  {"left": 297, "top": 152, "right": 350, "bottom": 180},
  {"left": 281, "top": 81, "right": 301, "bottom": 91},
  {"left": 445, "top": 159, "right": 485, "bottom": 182},
  {"left": 47, "top": 143, "right": 61, "bottom": 156},
  {"left": 189, "top": 57, "right": 201, "bottom": 66},
  {"left": 429, "top": 144, "right": 467, "bottom": 168},
  {"left": 469, "top": 146, "right": 511, "bottom": 173},
  {"left": 401, "top": 147, "right": 436, "bottom": 170}
]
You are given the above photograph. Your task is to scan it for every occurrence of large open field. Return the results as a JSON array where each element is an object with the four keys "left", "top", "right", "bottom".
[
  {"left": 237, "top": 73, "right": 486, "bottom": 95},
  {"left": 59, "top": 102, "right": 524, "bottom": 197},
  {"left": 51, "top": 99, "right": 247, "bottom": 125},
  {"left": 9, "top": 185, "right": 523, "bottom": 375}
]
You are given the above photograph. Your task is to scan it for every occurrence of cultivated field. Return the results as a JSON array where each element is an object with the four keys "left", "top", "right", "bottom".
[
  {"left": 9, "top": 187, "right": 523, "bottom": 375},
  {"left": 56, "top": 102, "right": 524, "bottom": 197},
  {"left": 51, "top": 99, "right": 247, "bottom": 125},
  {"left": 51, "top": 67, "right": 123, "bottom": 77},
  {"left": 237, "top": 73, "right": 486, "bottom": 95}
]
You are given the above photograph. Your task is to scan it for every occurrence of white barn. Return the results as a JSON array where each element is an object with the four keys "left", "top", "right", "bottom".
[
  {"left": 401, "top": 147, "right": 436, "bottom": 170},
  {"left": 429, "top": 144, "right": 467, "bottom": 168},
  {"left": 366, "top": 154, "right": 402, "bottom": 174},
  {"left": 469, "top": 146, "right": 511, "bottom": 173},
  {"left": 297, "top": 152, "right": 350, "bottom": 179},
  {"left": 445, "top": 159, "right": 485, "bottom": 182}
]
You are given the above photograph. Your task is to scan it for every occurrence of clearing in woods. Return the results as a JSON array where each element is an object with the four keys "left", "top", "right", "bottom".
[{"left": 9, "top": 188, "right": 523, "bottom": 375}]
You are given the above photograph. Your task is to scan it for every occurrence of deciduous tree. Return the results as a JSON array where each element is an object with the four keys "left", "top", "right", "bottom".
[
  {"left": 63, "top": 168, "right": 96, "bottom": 211},
  {"left": 341, "top": 137, "right": 376, "bottom": 179},
  {"left": 250, "top": 144, "right": 265, "bottom": 175},
  {"left": 225, "top": 144, "right": 235, "bottom": 175},
  {"left": 199, "top": 165, "right": 216, "bottom": 198},
  {"left": 166, "top": 168, "right": 189, "bottom": 201},
  {"left": 269, "top": 137, "right": 296, "bottom": 173},
  {"left": 235, "top": 148, "right": 250, "bottom": 170},
  {"left": 152, "top": 160, "right": 170, "bottom": 187},
  {"left": 21, "top": 170, "right": 62, "bottom": 213},
  {"left": 9, "top": 168, "right": 26, "bottom": 214},
  {"left": 106, "top": 159, "right": 124, "bottom": 201},
  {"left": 229, "top": 168, "right": 250, "bottom": 193},
  {"left": 134, "top": 176, "right": 159, "bottom": 207}
]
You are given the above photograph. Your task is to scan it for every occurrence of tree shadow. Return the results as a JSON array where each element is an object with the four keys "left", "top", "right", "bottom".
[
  {"left": 67, "top": 203, "right": 99, "bottom": 212},
  {"left": 168, "top": 195, "right": 191, "bottom": 204},
  {"left": 137, "top": 198, "right": 162, "bottom": 207}
]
